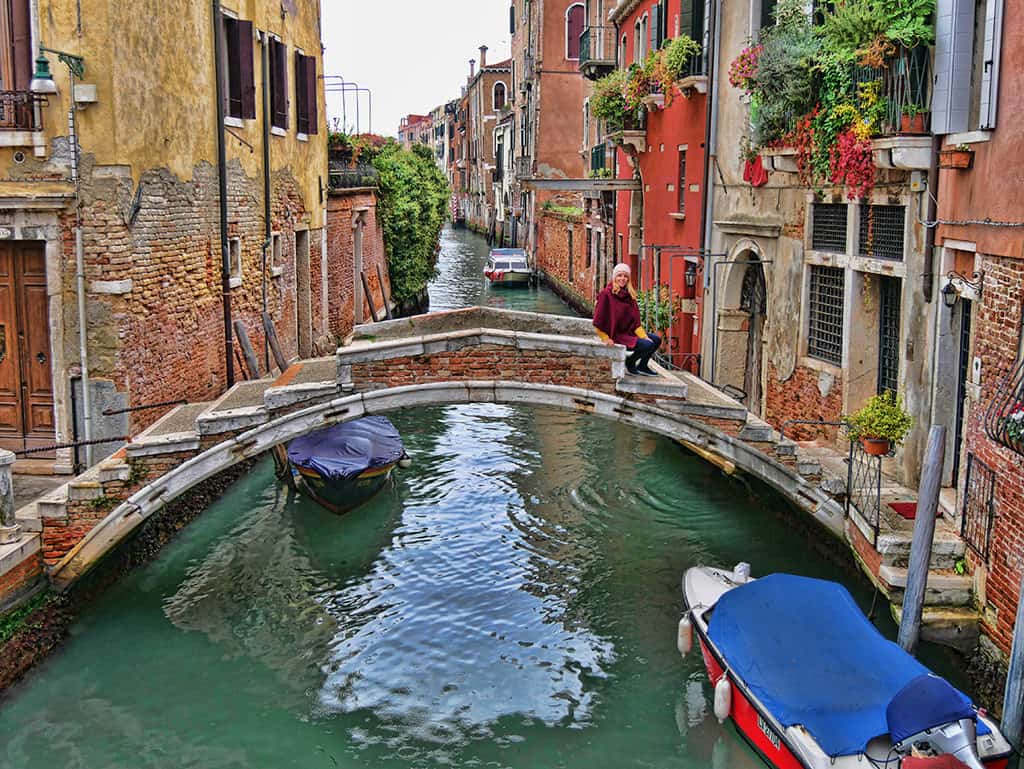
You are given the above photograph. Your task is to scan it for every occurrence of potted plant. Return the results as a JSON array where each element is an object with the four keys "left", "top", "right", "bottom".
[
  {"left": 846, "top": 391, "right": 914, "bottom": 456},
  {"left": 939, "top": 143, "right": 974, "bottom": 170},
  {"left": 899, "top": 103, "right": 928, "bottom": 134}
]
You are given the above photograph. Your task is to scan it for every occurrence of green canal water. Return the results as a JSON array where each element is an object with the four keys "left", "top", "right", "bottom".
[{"left": 0, "top": 228, "right": 965, "bottom": 769}]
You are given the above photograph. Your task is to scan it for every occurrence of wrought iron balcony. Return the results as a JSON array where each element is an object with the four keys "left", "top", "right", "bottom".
[
  {"left": 984, "top": 357, "right": 1024, "bottom": 456},
  {"left": 328, "top": 162, "right": 379, "bottom": 190},
  {"left": 579, "top": 26, "right": 617, "bottom": 81},
  {"left": 0, "top": 91, "right": 44, "bottom": 131}
]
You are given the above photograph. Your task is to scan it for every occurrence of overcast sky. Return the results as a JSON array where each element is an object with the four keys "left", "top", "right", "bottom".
[{"left": 322, "top": 2, "right": 512, "bottom": 137}]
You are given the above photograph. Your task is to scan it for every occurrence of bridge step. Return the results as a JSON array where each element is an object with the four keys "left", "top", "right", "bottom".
[
  {"left": 14, "top": 502, "right": 42, "bottom": 533},
  {"left": 197, "top": 380, "right": 273, "bottom": 437},
  {"left": 615, "top": 374, "right": 688, "bottom": 400}
]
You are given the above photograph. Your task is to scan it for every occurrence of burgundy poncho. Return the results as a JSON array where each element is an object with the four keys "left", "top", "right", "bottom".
[{"left": 593, "top": 285, "right": 641, "bottom": 348}]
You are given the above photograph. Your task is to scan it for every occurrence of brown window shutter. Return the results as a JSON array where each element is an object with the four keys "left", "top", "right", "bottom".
[
  {"left": 238, "top": 20, "right": 256, "bottom": 119},
  {"left": 305, "top": 55, "right": 318, "bottom": 135},
  {"left": 272, "top": 40, "right": 288, "bottom": 129},
  {"left": 11, "top": 0, "right": 32, "bottom": 91},
  {"left": 294, "top": 50, "right": 307, "bottom": 133}
]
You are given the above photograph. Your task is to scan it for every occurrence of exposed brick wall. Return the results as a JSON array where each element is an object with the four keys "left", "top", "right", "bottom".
[
  {"left": 70, "top": 159, "right": 323, "bottom": 434},
  {"left": 0, "top": 554, "right": 42, "bottom": 600},
  {"left": 351, "top": 345, "right": 619, "bottom": 396},
  {"left": 765, "top": 363, "right": 845, "bottom": 442},
  {"left": 326, "top": 188, "right": 389, "bottom": 340},
  {"left": 536, "top": 208, "right": 600, "bottom": 311},
  {"left": 962, "top": 255, "right": 1024, "bottom": 654}
]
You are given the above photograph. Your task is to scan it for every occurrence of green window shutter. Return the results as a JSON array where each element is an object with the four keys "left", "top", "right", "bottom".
[
  {"left": 679, "top": 0, "right": 694, "bottom": 44},
  {"left": 650, "top": 4, "right": 661, "bottom": 51}
]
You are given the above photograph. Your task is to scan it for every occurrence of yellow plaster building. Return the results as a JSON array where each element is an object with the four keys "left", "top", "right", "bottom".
[{"left": 0, "top": 0, "right": 327, "bottom": 471}]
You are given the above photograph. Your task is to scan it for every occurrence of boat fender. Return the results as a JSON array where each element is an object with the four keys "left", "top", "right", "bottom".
[
  {"left": 677, "top": 616, "right": 693, "bottom": 657},
  {"left": 398, "top": 456, "right": 412, "bottom": 469},
  {"left": 733, "top": 562, "right": 751, "bottom": 583},
  {"left": 713, "top": 677, "right": 732, "bottom": 723}
]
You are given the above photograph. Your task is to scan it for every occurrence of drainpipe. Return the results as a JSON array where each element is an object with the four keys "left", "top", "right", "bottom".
[
  {"left": 260, "top": 30, "right": 273, "bottom": 371},
  {"left": 700, "top": 0, "right": 722, "bottom": 380},
  {"left": 921, "top": 134, "right": 941, "bottom": 302},
  {"left": 213, "top": 0, "right": 235, "bottom": 387},
  {"left": 68, "top": 66, "right": 93, "bottom": 466}
]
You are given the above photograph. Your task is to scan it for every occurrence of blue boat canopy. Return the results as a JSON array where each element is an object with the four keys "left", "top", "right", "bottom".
[
  {"left": 706, "top": 574, "right": 980, "bottom": 758},
  {"left": 287, "top": 416, "right": 405, "bottom": 481}
]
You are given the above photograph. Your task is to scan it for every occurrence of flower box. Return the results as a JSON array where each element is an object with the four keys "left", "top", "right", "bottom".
[{"left": 939, "top": 149, "right": 974, "bottom": 170}]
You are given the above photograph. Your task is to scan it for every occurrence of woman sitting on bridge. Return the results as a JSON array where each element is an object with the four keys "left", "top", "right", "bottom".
[{"left": 592, "top": 263, "right": 661, "bottom": 377}]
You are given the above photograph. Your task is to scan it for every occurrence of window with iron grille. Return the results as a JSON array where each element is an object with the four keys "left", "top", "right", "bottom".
[
  {"left": 808, "top": 266, "right": 845, "bottom": 365},
  {"left": 859, "top": 205, "right": 905, "bottom": 261},
  {"left": 877, "top": 276, "right": 902, "bottom": 394},
  {"left": 811, "top": 204, "right": 847, "bottom": 253}
]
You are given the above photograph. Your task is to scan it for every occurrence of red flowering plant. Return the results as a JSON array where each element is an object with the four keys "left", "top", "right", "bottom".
[
  {"left": 829, "top": 128, "right": 875, "bottom": 199},
  {"left": 623, "top": 64, "right": 654, "bottom": 114},
  {"left": 729, "top": 44, "right": 762, "bottom": 93},
  {"left": 778, "top": 108, "right": 818, "bottom": 186}
]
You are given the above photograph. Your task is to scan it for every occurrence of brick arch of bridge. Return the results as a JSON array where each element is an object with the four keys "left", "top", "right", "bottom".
[{"left": 49, "top": 380, "right": 842, "bottom": 590}]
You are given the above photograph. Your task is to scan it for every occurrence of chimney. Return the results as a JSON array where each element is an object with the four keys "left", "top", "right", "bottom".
[
  {"left": 479, "top": 45, "right": 488, "bottom": 68},
  {"left": 469, "top": 59, "right": 476, "bottom": 78}
]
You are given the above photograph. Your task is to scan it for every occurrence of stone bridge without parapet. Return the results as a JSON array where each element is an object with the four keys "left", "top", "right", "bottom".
[{"left": 10, "top": 306, "right": 844, "bottom": 596}]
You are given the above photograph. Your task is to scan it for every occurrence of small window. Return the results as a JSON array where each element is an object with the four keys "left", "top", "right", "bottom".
[
  {"left": 566, "top": 4, "right": 585, "bottom": 60},
  {"left": 811, "top": 203, "right": 848, "bottom": 253},
  {"left": 807, "top": 265, "right": 845, "bottom": 365},
  {"left": 677, "top": 150, "right": 687, "bottom": 213},
  {"left": 229, "top": 237, "right": 243, "bottom": 284},
  {"left": 859, "top": 205, "right": 905, "bottom": 261},
  {"left": 295, "top": 51, "right": 318, "bottom": 135},
  {"left": 269, "top": 37, "right": 288, "bottom": 130},
  {"left": 220, "top": 15, "right": 256, "bottom": 120},
  {"left": 272, "top": 232, "right": 282, "bottom": 267},
  {"left": 493, "top": 82, "right": 507, "bottom": 110},
  {"left": 586, "top": 227, "right": 593, "bottom": 269},
  {"left": 568, "top": 228, "right": 575, "bottom": 282}
]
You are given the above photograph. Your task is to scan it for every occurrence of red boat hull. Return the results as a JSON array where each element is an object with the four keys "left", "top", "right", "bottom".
[{"left": 696, "top": 635, "right": 1011, "bottom": 769}]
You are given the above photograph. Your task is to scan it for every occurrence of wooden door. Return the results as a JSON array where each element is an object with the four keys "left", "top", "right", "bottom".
[{"left": 0, "top": 243, "right": 55, "bottom": 454}]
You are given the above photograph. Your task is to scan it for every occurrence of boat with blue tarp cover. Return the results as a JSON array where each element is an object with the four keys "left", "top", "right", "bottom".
[
  {"left": 679, "top": 565, "right": 1013, "bottom": 769},
  {"left": 285, "top": 416, "right": 407, "bottom": 514}
]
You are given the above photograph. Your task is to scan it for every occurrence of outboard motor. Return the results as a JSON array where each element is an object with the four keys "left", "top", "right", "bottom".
[{"left": 886, "top": 674, "right": 984, "bottom": 769}]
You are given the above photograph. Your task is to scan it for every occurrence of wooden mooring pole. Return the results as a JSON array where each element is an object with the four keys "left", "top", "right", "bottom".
[
  {"left": 1003, "top": 570, "right": 1024, "bottom": 769},
  {"left": 898, "top": 425, "right": 946, "bottom": 656}
]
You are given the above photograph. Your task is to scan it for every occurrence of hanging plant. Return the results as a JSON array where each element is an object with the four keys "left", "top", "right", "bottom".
[
  {"left": 591, "top": 68, "right": 633, "bottom": 130},
  {"left": 829, "top": 128, "right": 876, "bottom": 199},
  {"left": 729, "top": 44, "right": 763, "bottom": 92},
  {"left": 663, "top": 35, "right": 703, "bottom": 84}
]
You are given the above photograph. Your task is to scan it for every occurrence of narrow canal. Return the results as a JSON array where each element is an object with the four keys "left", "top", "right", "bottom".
[{"left": 0, "top": 228, "right": 962, "bottom": 769}]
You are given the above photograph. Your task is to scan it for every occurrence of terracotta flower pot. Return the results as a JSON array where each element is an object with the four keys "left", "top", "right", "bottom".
[
  {"left": 899, "top": 113, "right": 927, "bottom": 134},
  {"left": 939, "top": 149, "right": 974, "bottom": 170},
  {"left": 861, "top": 437, "right": 892, "bottom": 456}
]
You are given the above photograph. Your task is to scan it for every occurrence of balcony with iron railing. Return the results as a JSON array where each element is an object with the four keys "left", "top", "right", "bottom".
[
  {"left": 0, "top": 91, "right": 44, "bottom": 133},
  {"left": 762, "top": 45, "right": 934, "bottom": 174},
  {"left": 579, "top": 26, "right": 617, "bottom": 81}
]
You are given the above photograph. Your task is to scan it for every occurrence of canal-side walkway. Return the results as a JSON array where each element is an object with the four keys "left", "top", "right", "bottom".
[{"left": 0, "top": 306, "right": 980, "bottom": 651}]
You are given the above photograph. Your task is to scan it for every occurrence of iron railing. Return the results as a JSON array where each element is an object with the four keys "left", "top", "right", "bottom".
[
  {"left": 961, "top": 453, "right": 997, "bottom": 562},
  {"left": 848, "top": 439, "right": 884, "bottom": 546},
  {"left": 0, "top": 91, "right": 43, "bottom": 131},
  {"left": 850, "top": 44, "right": 931, "bottom": 136},
  {"left": 579, "top": 26, "right": 617, "bottom": 77},
  {"left": 328, "top": 162, "right": 379, "bottom": 189},
  {"left": 984, "top": 356, "right": 1024, "bottom": 456}
]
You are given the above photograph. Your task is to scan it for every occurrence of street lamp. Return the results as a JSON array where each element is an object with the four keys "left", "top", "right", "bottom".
[
  {"left": 29, "top": 47, "right": 85, "bottom": 94},
  {"left": 942, "top": 270, "right": 985, "bottom": 310}
]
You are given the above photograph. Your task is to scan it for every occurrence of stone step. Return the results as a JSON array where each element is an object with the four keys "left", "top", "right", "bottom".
[
  {"left": 875, "top": 530, "right": 965, "bottom": 570},
  {"left": 878, "top": 564, "right": 974, "bottom": 608},
  {"left": 738, "top": 419, "right": 774, "bottom": 443},
  {"left": 36, "top": 487, "right": 68, "bottom": 520},
  {"left": 14, "top": 502, "right": 42, "bottom": 533},
  {"left": 616, "top": 374, "right": 688, "bottom": 399}
]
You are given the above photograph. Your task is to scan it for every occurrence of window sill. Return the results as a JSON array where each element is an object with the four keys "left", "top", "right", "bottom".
[
  {"left": 224, "top": 116, "right": 245, "bottom": 129},
  {"left": 668, "top": 212, "right": 685, "bottom": 221},
  {"left": 799, "top": 355, "right": 843, "bottom": 378},
  {"left": 296, "top": 132, "right": 309, "bottom": 142},
  {"left": 271, "top": 126, "right": 287, "bottom": 137},
  {"left": 269, "top": 265, "right": 284, "bottom": 278},
  {"left": 229, "top": 276, "right": 243, "bottom": 289},
  {"left": 943, "top": 130, "right": 991, "bottom": 147}
]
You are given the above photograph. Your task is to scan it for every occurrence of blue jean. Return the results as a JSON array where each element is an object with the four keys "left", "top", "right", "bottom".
[{"left": 627, "top": 334, "right": 661, "bottom": 370}]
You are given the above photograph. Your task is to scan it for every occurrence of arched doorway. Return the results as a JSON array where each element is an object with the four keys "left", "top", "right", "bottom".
[{"left": 739, "top": 262, "right": 767, "bottom": 414}]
